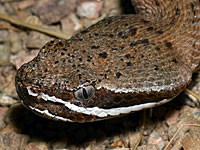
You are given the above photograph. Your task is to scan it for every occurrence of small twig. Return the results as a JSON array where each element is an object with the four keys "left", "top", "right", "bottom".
[
  {"left": 185, "top": 88, "right": 200, "bottom": 102},
  {"left": 0, "top": 13, "right": 71, "bottom": 39},
  {"left": 164, "top": 124, "right": 200, "bottom": 150},
  {"left": 133, "top": 133, "right": 142, "bottom": 150}
]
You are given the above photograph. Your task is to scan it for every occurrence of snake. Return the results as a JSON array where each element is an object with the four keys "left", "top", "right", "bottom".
[{"left": 15, "top": 0, "right": 200, "bottom": 123}]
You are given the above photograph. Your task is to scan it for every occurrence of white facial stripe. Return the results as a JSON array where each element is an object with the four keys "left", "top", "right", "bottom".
[
  {"left": 97, "top": 84, "right": 174, "bottom": 93},
  {"left": 28, "top": 106, "right": 72, "bottom": 122},
  {"left": 27, "top": 86, "right": 173, "bottom": 118}
]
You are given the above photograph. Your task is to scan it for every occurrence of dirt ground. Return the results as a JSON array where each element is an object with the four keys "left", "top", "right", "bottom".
[{"left": 0, "top": 0, "right": 200, "bottom": 150}]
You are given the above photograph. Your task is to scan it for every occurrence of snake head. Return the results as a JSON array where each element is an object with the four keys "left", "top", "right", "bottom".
[{"left": 15, "top": 15, "right": 192, "bottom": 122}]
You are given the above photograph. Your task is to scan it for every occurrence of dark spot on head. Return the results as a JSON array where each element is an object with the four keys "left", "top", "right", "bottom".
[
  {"left": 165, "top": 42, "right": 172, "bottom": 48},
  {"left": 156, "top": 30, "right": 164, "bottom": 34},
  {"left": 94, "top": 33, "right": 99, "bottom": 36},
  {"left": 79, "top": 58, "right": 82, "bottom": 62},
  {"left": 61, "top": 52, "right": 64, "bottom": 55},
  {"left": 154, "top": 65, "right": 159, "bottom": 71},
  {"left": 82, "top": 50, "right": 86, "bottom": 53},
  {"left": 91, "top": 45, "right": 100, "bottom": 49},
  {"left": 104, "top": 74, "right": 107, "bottom": 78},
  {"left": 172, "top": 58, "right": 178, "bottom": 64},
  {"left": 47, "top": 43, "right": 52, "bottom": 47},
  {"left": 126, "top": 62, "right": 132, "bottom": 66},
  {"left": 147, "top": 27, "right": 154, "bottom": 31},
  {"left": 130, "top": 41, "right": 138, "bottom": 47},
  {"left": 120, "top": 46, "right": 124, "bottom": 50},
  {"left": 81, "top": 30, "right": 89, "bottom": 34},
  {"left": 72, "top": 64, "right": 76, "bottom": 68},
  {"left": 58, "top": 41, "right": 64, "bottom": 47},
  {"left": 99, "top": 52, "right": 108, "bottom": 59},
  {"left": 170, "top": 18, "right": 176, "bottom": 25},
  {"left": 79, "top": 38, "right": 83, "bottom": 41},
  {"left": 109, "top": 34, "right": 114, "bottom": 38},
  {"left": 192, "top": 42, "right": 197, "bottom": 48},
  {"left": 124, "top": 23, "right": 128, "bottom": 26},
  {"left": 141, "top": 54, "right": 144, "bottom": 58},
  {"left": 122, "top": 35, "right": 128, "bottom": 39},
  {"left": 155, "top": 1, "right": 160, "bottom": 6},
  {"left": 116, "top": 72, "right": 122, "bottom": 78},
  {"left": 86, "top": 79, "right": 90, "bottom": 83},
  {"left": 141, "top": 39, "right": 149, "bottom": 44},
  {"left": 176, "top": 8, "right": 180, "bottom": 15},
  {"left": 55, "top": 61, "right": 58, "bottom": 64},
  {"left": 128, "top": 28, "right": 137, "bottom": 36},
  {"left": 63, "top": 48, "right": 67, "bottom": 51},
  {"left": 125, "top": 54, "right": 131, "bottom": 58},
  {"left": 87, "top": 55, "right": 92, "bottom": 62},
  {"left": 41, "top": 45, "right": 46, "bottom": 49},
  {"left": 155, "top": 47, "right": 160, "bottom": 51},
  {"left": 118, "top": 32, "right": 123, "bottom": 38}
]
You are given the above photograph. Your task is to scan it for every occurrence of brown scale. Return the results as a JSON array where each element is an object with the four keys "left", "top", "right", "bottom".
[{"left": 16, "top": 0, "right": 200, "bottom": 122}]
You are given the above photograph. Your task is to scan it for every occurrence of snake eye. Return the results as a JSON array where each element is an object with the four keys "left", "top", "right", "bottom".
[{"left": 74, "top": 85, "right": 95, "bottom": 100}]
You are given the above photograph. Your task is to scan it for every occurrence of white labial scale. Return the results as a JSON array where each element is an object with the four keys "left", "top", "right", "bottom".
[
  {"left": 27, "top": 86, "right": 173, "bottom": 118},
  {"left": 28, "top": 106, "right": 72, "bottom": 122},
  {"left": 27, "top": 87, "right": 38, "bottom": 96}
]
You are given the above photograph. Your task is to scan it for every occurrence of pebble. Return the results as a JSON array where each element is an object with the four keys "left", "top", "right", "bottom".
[
  {"left": 148, "top": 132, "right": 165, "bottom": 150},
  {"left": 0, "top": 94, "right": 17, "bottom": 106},
  {"left": 0, "top": 42, "right": 10, "bottom": 66},
  {"left": 32, "top": 0, "right": 69, "bottom": 25},
  {"left": 25, "top": 142, "right": 49, "bottom": 150},
  {"left": 0, "top": 125, "right": 29, "bottom": 150},
  {"left": 77, "top": 0, "right": 103, "bottom": 19}
]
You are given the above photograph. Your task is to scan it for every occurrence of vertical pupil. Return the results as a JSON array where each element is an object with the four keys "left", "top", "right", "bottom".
[{"left": 82, "top": 88, "right": 88, "bottom": 99}]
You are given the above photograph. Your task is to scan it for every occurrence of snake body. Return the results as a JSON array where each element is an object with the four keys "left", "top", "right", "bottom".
[{"left": 16, "top": 0, "right": 200, "bottom": 122}]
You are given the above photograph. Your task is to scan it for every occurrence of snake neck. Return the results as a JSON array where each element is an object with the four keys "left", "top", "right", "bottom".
[
  {"left": 132, "top": 0, "right": 200, "bottom": 20},
  {"left": 132, "top": 0, "right": 200, "bottom": 71}
]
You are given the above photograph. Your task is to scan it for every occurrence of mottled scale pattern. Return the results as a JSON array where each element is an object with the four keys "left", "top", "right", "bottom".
[{"left": 16, "top": 0, "right": 200, "bottom": 122}]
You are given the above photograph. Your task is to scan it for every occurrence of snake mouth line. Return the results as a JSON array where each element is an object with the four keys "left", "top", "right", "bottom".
[
  {"left": 26, "top": 86, "right": 174, "bottom": 118},
  {"left": 28, "top": 105, "right": 73, "bottom": 122}
]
